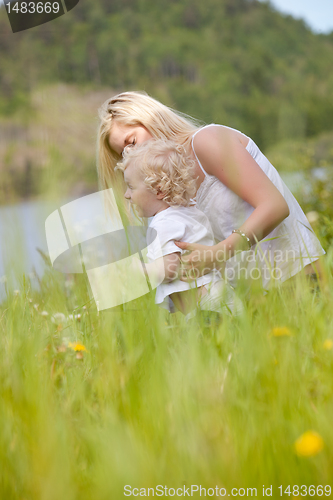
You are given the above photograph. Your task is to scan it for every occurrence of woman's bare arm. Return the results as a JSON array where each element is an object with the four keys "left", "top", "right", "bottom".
[
  {"left": 194, "top": 126, "right": 289, "bottom": 245},
  {"left": 176, "top": 126, "right": 290, "bottom": 273}
]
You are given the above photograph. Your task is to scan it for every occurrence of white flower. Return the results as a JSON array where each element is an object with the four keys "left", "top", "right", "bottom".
[
  {"left": 51, "top": 313, "right": 66, "bottom": 325},
  {"left": 13, "top": 290, "right": 20, "bottom": 296},
  {"left": 40, "top": 311, "right": 49, "bottom": 317}
]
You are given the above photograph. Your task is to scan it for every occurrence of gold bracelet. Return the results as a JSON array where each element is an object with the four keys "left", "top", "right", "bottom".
[{"left": 232, "top": 229, "right": 252, "bottom": 250}]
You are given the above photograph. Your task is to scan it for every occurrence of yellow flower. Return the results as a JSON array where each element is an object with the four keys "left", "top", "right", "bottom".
[
  {"left": 323, "top": 339, "right": 333, "bottom": 350},
  {"left": 68, "top": 342, "right": 87, "bottom": 352},
  {"left": 270, "top": 327, "right": 292, "bottom": 337},
  {"left": 294, "top": 430, "right": 324, "bottom": 457}
]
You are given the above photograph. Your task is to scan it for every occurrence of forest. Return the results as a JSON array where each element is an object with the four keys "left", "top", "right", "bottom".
[{"left": 0, "top": 0, "right": 333, "bottom": 201}]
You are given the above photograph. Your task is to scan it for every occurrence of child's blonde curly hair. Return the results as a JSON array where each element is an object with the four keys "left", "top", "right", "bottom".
[{"left": 116, "top": 139, "right": 197, "bottom": 207}]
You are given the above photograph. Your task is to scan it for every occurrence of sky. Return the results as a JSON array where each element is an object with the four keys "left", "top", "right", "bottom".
[
  {"left": 0, "top": 0, "right": 333, "bottom": 34},
  {"left": 260, "top": 0, "right": 333, "bottom": 33}
]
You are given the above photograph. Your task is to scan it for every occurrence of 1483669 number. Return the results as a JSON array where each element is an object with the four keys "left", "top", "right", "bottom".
[
  {"left": 278, "top": 485, "right": 331, "bottom": 496},
  {"left": 6, "top": 2, "right": 60, "bottom": 14}
]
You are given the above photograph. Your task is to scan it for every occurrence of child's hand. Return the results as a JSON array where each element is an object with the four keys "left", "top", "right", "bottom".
[{"left": 174, "top": 241, "right": 225, "bottom": 281}]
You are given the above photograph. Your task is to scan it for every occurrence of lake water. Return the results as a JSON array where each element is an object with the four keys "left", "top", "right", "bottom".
[
  {"left": 0, "top": 167, "right": 330, "bottom": 301},
  {"left": 0, "top": 199, "right": 62, "bottom": 300}
]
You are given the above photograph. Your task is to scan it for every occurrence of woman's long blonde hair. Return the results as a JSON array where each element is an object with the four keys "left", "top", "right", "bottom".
[{"left": 97, "top": 91, "right": 202, "bottom": 192}]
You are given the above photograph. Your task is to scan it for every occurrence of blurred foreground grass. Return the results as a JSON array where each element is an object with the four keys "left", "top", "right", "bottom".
[
  {"left": 1, "top": 173, "right": 333, "bottom": 499},
  {"left": 1, "top": 244, "right": 333, "bottom": 498}
]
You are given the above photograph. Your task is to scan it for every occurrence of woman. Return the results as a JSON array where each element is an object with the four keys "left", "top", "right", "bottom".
[{"left": 97, "top": 91, "right": 325, "bottom": 291}]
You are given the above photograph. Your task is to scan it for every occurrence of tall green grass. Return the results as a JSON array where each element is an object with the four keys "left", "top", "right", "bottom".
[{"left": 1, "top": 246, "right": 333, "bottom": 499}]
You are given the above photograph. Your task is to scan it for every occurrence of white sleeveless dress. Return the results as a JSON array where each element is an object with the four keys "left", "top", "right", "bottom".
[{"left": 192, "top": 125, "right": 325, "bottom": 291}]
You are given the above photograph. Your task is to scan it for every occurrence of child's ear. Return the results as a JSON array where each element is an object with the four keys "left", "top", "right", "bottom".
[{"left": 156, "top": 186, "right": 166, "bottom": 200}]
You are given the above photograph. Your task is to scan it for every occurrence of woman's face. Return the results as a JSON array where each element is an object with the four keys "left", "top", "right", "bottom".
[{"left": 108, "top": 122, "right": 153, "bottom": 156}]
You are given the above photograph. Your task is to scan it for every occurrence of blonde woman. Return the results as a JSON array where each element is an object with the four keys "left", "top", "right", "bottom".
[
  {"left": 116, "top": 139, "right": 243, "bottom": 318},
  {"left": 97, "top": 91, "right": 325, "bottom": 291}
]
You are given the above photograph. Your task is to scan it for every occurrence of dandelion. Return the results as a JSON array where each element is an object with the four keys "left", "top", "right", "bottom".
[
  {"left": 294, "top": 430, "right": 324, "bottom": 457},
  {"left": 40, "top": 311, "right": 49, "bottom": 317},
  {"left": 51, "top": 313, "right": 66, "bottom": 325},
  {"left": 34, "top": 304, "right": 39, "bottom": 311},
  {"left": 13, "top": 290, "right": 20, "bottom": 296},
  {"left": 68, "top": 342, "right": 87, "bottom": 352},
  {"left": 323, "top": 339, "right": 333, "bottom": 350},
  {"left": 270, "top": 327, "right": 292, "bottom": 337}
]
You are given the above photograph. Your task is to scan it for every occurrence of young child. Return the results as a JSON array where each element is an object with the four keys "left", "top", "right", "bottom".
[{"left": 116, "top": 140, "right": 243, "bottom": 319}]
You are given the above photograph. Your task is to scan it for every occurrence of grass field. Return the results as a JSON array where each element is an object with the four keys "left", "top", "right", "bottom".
[
  {"left": 0, "top": 172, "right": 332, "bottom": 499},
  {"left": 0, "top": 237, "right": 333, "bottom": 499}
]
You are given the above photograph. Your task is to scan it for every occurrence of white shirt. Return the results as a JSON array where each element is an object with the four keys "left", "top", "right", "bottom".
[
  {"left": 146, "top": 205, "right": 221, "bottom": 310},
  {"left": 192, "top": 125, "right": 325, "bottom": 290}
]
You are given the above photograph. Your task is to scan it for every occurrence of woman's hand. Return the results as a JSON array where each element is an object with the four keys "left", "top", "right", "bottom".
[{"left": 174, "top": 241, "right": 225, "bottom": 282}]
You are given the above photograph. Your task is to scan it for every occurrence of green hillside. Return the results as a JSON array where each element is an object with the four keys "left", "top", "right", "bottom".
[{"left": 0, "top": 0, "right": 333, "bottom": 201}]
